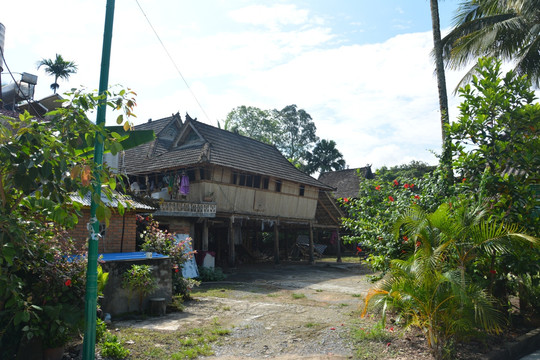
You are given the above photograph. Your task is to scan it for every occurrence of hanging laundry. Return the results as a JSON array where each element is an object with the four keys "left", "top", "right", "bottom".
[{"left": 180, "top": 175, "right": 190, "bottom": 195}]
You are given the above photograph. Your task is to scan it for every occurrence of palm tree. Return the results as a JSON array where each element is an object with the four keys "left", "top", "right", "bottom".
[
  {"left": 37, "top": 54, "right": 78, "bottom": 94},
  {"left": 441, "top": 0, "right": 540, "bottom": 87},
  {"left": 303, "top": 139, "right": 346, "bottom": 175},
  {"left": 363, "top": 201, "right": 537, "bottom": 359},
  {"left": 429, "top": 0, "right": 453, "bottom": 186}
]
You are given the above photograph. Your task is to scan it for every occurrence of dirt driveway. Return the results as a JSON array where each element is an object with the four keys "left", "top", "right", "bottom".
[{"left": 117, "top": 260, "right": 375, "bottom": 359}]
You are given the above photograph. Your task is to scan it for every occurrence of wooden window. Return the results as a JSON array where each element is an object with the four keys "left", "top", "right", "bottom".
[
  {"left": 262, "top": 178, "right": 269, "bottom": 189},
  {"left": 231, "top": 172, "right": 238, "bottom": 185},
  {"left": 239, "top": 174, "right": 246, "bottom": 186},
  {"left": 299, "top": 185, "right": 305, "bottom": 196},
  {"left": 275, "top": 180, "right": 282, "bottom": 192},
  {"left": 253, "top": 175, "right": 261, "bottom": 189},
  {"left": 246, "top": 174, "right": 253, "bottom": 187}
]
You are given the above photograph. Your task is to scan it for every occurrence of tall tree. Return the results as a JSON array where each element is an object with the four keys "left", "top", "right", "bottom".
[
  {"left": 430, "top": 0, "right": 454, "bottom": 187},
  {"left": 441, "top": 0, "right": 540, "bottom": 87},
  {"left": 303, "top": 139, "right": 346, "bottom": 175},
  {"left": 37, "top": 53, "right": 78, "bottom": 94},
  {"left": 224, "top": 105, "right": 281, "bottom": 145},
  {"left": 277, "top": 104, "right": 319, "bottom": 165}
]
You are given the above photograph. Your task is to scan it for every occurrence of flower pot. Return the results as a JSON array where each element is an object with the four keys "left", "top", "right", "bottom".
[{"left": 43, "top": 345, "right": 65, "bottom": 360}]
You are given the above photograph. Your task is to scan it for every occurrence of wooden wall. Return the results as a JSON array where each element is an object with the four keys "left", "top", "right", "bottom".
[{"left": 179, "top": 165, "right": 319, "bottom": 220}]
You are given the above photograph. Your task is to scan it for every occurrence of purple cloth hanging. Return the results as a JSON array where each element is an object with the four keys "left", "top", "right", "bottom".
[{"left": 179, "top": 175, "right": 190, "bottom": 195}]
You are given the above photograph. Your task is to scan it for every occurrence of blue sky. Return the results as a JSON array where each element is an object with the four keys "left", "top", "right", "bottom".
[{"left": 1, "top": 1, "right": 466, "bottom": 170}]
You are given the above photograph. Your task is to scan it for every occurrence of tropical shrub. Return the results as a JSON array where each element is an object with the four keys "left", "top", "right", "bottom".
[
  {"left": 0, "top": 88, "right": 136, "bottom": 357},
  {"left": 362, "top": 201, "right": 537, "bottom": 359},
  {"left": 137, "top": 215, "right": 197, "bottom": 298},
  {"left": 122, "top": 264, "right": 158, "bottom": 313}
]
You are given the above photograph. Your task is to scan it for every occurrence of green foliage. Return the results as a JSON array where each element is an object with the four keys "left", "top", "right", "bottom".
[
  {"left": 96, "top": 318, "right": 108, "bottom": 343},
  {"left": 303, "top": 139, "right": 346, "bottom": 175},
  {"left": 450, "top": 57, "right": 539, "bottom": 235},
  {"left": 224, "top": 104, "right": 327, "bottom": 167},
  {"left": 101, "top": 337, "right": 130, "bottom": 359},
  {"left": 341, "top": 175, "right": 423, "bottom": 269},
  {"left": 37, "top": 53, "right": 78, "bottom": 93},
  {"left": 122, "top": 264, "right": 158, "bottom": 312},
  {"left": 0, "top": 87, "right": 136, "bottom": 357},
  {"left": 375, "top": 161, "right": 436, "bottom": 183},
  {"left": 196, "top": 266, "right": 226, "bottom": 282},
  {"left": 362, "top": 201, "right": 537, "bottom": 359},
  {"left": 97, "top": 264, "right": 109, "bottom": 298},
  {"left": 173, "top": 273, "right": 200, "bottom": 299}
]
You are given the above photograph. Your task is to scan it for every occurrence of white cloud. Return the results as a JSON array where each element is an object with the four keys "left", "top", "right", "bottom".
[{"left": 228, "top": 4, "right": 310, "bottom": 29}]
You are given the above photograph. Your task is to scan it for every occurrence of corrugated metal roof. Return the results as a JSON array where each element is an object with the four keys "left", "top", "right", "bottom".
[{"left": 70, "top": 190, "right": 156, "bottom": 210}]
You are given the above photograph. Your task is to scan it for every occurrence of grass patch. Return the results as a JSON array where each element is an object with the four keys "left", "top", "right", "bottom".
[
  {"left": 339, "top": 303, "right": 350, "bottom": 307},
  {"left": 348, "top": 320, "right": 397, "bottom": 360},
  {"left": 267, "top": 293, "right": 279, "bottom": 297},
  {"left": 292, "top": 293, "right": 306, "bottom": 299},
  {"left": 112, "top": 320, "right": 231, "bottom": 360},
  {"left": 315, "top": 289, "right": 323, "bottom": 293},
  {"left": 305, "top": 322, "right": 319, "bottom": 328},
  {"left": 191, "top": 286, "right": 235, "bottom": 298},
  {"left": 351, "top": 293, "right": 362, "bottom": 298}
]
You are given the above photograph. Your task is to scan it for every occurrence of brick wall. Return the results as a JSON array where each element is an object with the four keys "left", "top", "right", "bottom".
[{"left": 69, "top": 209, "right": 138, "bottom": 253}]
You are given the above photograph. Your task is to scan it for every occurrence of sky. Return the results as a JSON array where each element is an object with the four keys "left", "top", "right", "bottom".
[{"left": 1, "top": 0, "right": 468, "bottom": 171}]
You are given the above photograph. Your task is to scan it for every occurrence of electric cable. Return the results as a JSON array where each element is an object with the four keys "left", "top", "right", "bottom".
[{"left": 134, "top": 0, "right": 214, "bottom": 125}]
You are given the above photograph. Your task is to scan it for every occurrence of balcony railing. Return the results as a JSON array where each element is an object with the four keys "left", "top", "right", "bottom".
[{"left": 154, "top": 200, "right": 217, "bottom": 217}]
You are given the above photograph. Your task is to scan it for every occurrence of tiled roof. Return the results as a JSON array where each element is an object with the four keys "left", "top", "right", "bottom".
[
  {"left": 318, "top": 167, "right": 373, "bottom": 199},
  {"left": 123, "top": 114, "right": 332, "bottom": 190}
]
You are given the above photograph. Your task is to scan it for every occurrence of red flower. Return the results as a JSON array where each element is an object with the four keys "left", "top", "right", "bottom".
[
  {"left": 414, "top": 195, "right": 420, "bottom": 200},
  {"left": 343, "top": 197, "right": 349, "bottom": 203},
  {"left": 490, "top": 269, "right": 496, "bottom": 275},
  {"left": 404, "top": 183, "right": 409, "bottom": 189},
  {"left": 401, "top": 250, "right": 406, "bottom": 253},
  {"left": 64, "top": 279, "right": 72, "bottom": 287},
  {"left": 462, "top": 178, "right": 466, "bottom": 183},
  {"left": 403, "top": 236, "right": 408, "bottom": 241},
  {"left": 388, "top": 196, "right": 394, "bottom": 202},
  {"left": 375, "top": 185, "right": 381, "bottom": 191},
  {"left": 416, "top": 241, "right": 421, "bottom": 247},
  {"left": 393, "top": 179, "right": 399, "bottom": 186},
  {"left": 387, "top": 342, "right": 391, "bottom": 347},
  {"left": 330, "top": 327, "right": 336, "bottom": 330},
  {"left": 389, "top": 327, "right": 394, "bottom": 332},
  {"left": 410, "top": 184, "right": 415, "bottom": 188}
]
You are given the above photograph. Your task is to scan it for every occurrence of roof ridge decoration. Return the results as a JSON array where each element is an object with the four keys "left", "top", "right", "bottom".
[{"left": 171, "top": 114, "right": 205, "bottom": 150}]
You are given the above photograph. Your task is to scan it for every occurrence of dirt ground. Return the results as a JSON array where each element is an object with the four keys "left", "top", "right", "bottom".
[
  {"left": 113, "top": 260, "right": 537, "bottom": 360},
  {"left": 115, "top": 260, "right": 435, "bottom": 359}
]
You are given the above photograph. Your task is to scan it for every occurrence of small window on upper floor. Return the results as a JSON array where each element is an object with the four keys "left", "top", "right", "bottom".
[
  {"left": 231, "top": 172, "right": 238, "bottom": 185},
  {"left": 299, "top": 185, "right": 305, "bottom": 196},
  {"left": 262, "top": 178, "right": 269, "bottom": 189},
  {"left": 253, "top": 175, "right": 261, "bottom": 189},
  {"left": 275, "top": 180, "right": 282, "bottom": 193},
  {"left": 239, "top": 174, "right": 246, "bottom": 186}
]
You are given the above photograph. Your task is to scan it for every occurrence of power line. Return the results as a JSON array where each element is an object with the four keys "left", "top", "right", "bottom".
[{"left": 134, "top": 0, "right": 214, "bottom": 124}]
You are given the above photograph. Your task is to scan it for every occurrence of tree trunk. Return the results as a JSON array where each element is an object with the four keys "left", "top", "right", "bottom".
[{"left": 430, "top": 0, "right": 454, "bottom": 186}]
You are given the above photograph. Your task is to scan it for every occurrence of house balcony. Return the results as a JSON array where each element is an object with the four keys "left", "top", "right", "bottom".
[{"left": 153, "top": 200, "right": 217, "bottom": 218}]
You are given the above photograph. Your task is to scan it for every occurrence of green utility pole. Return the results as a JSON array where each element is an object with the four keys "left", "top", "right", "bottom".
[{"left": 82, "top": 1, "right": 115, "bottom": 359}]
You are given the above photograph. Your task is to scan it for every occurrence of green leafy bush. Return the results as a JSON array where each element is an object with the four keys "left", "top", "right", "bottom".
[
  {"left": 122, "top": 264, "right": 158, "bottom": 312},
  {"left": 101, "top": 338, "right": 130, "bottom": 359}
]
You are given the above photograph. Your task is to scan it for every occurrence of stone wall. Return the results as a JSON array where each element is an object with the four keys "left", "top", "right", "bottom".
[{"left": 100, "top": 257, "right": 172, "bottom": 316}]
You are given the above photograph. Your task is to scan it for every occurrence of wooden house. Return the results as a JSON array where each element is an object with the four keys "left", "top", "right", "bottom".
[{"left": 121, "top": 113, "right": 343, "bottom": 266}]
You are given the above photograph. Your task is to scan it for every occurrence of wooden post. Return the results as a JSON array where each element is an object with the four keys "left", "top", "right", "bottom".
[
  {"left": 228, "top": 217, "right": 235, "bottom": 268},
  {"left": 336, "top": 230, "right": 342, "bottom": 263},
  {"left": 308, "top": 222, "right": 315, "bottom": 265},
  {"left": 202, "top": 219, "right": 209, "bottom": 251},
  {"left": 274, "top": 222, "right": 280, "bottom": 264},
  {"left": 283, "top": 230, "right": 289, "bottom": 260}
]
